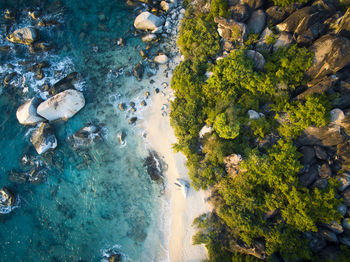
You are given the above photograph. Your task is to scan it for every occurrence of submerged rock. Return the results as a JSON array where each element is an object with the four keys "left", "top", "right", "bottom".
[
  {"left": 174, "top": 178, "right": 190, "bottom": 197},
  {"left": 134, "top": 12, "right": 164, "bottom": 31},
  {"left": 68, "top": 124, "right": 102, "bottom": 148},
  {"left": 133, "top": 63, "right": 144, "bottom": 81},
  {"left": 118, "top": 131, "right": 126, "bottom": 145},
  {"left": 144, "top": 151, "right": 163, "bottom": 182},
  {"left": 9, "top": 167, "right": 47, "bottom": 185},
  {"left": 16, "top": 97, "right": 45, "bottom": 125},
  {"left": 30, "top": 123, "right": 57, "bottom": 154},
  {"left": 6, "top": 27, "right": 38, "bottom": 45},
  {"left": 37, "top": 89, "right": 85, "bottom": 121},
  {"left": 0, "top": 188, "right": 17, "bottom": 214},
  {"left": 49, "top": 72, "right": 79, "bottom": 96}
]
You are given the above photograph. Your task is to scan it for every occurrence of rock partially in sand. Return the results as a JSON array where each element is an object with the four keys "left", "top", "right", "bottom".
[
  {"left": 133, "top": 63, "right": 144, "bottom": 81},
  {"left": 0, "top": 187, "right": 17, "bottom": 214},
  {"left": 134, "top": 12, "right": 164, "bottom": 31},
  {"left": 37, "top": 89, "right": 85, "bottom": 121},
  {"left": 16, "top": 97, "right": 45, "bottom": 126},
  {"left": 154, "top": 54, "right": 169, "bottom": 64},
  {"left": 6, "top": 27, "right": 38, "bottom": 45},
  {"left": 30, "top": 123, "right": 57, "bottom": 154},
  {"left": 118, "top": 131, "right": 126, "bottom": 145},
  {"left": 144, "top": 151, "right": 163, "bottom": 182},
  {"left": 174, "top": 178, "right": 190, "bottom": 197},
  {"left": 129, "top": 117, "right": 137, "bottom": 124}
]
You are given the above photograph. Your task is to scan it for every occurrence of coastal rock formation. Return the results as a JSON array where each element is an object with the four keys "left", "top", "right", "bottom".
[
  {"left": 16, "top": 98, "right": 45, "bottom": 125},
  {"left": 144, "top": 150, "right": 163, "bottom": 182},
  {"left": 133, "top": 63, "right": 144, "bottom": 81},
  {"left": 0, "top": 188, "right": 17, "bottom": 214},
  {"left": 9, "top": 167, "right": 47, "bottom": 185},
  {"left": 134, "top": 12, "right": 164, "bottom": 31},
  {"left": 49, "top": 72, "right": 79, "bottom": 96},
  {"left": 141, "top": 34, "right": 157, "bottom": 42},
  {"left": 68, "top": 124, "right": 103, "bottom": 148},
  {"left": 37, "top": 89, "right": 85, "bottom": 121},
  {"left": 30, "top": 123, "right": 57, "bottom": 154},
  {"left": 306, "top": 34, "right": 350, "bottom": 79},
  {"left": 6, "top": 27, "right": 38, "bottom": 45},
  {"left": 229, "top": 4, "right": 250, "bottom": 22},
  {"left": 214, "top": 16, "right": 248, "bottom": 42}
]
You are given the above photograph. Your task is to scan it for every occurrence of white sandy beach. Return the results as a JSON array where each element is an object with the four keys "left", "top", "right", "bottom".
[{"left": 141, "top": 61, "right": 211, "bottom": 261}]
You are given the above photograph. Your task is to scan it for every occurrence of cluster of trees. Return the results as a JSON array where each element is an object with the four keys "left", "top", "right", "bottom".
[{"left": 170, "top": 0, "right": 348, "bottom": 260}]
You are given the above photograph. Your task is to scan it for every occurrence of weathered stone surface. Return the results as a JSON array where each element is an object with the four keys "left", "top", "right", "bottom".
[
  {"left": 199, "top": 125, "right": 213, "bottom": 138},
  {"left": 277, "top": 7, "right": 312, "bottom": 32},
  {"left": 68, "top": 124, "right": 102, "bottom": 148},
  {"left": 312, "top": 178, "right": 328, "bottom": 190},
  {"left": 297, "top": 76, "right": 338, "bottom": 101},
  {"left": 256, "top": 27, "right": 274, "bottom": 51},
  {"left": 30, "top": 123, "right": 57, "bottom": 154},
  {"left": 16, "top": 98, "right": 45, "bottom": 125},
  {"left": 266, "top": 6, "right": 288, "bottom": 25},
  {"left": 37, "top": 89, "right": 85, "bottom": 121},
  {"left": 160, "top": 1, "right": 173, "bottom": 12},
  {"left": 247, "top": 9, "right": 266, "bottom": 35},
  {"left": 330, "top": 108, "right": 345, "bottom": 124},
  {"left": 306, "top": 34, "right": 350, "bottom": 80},
  {"left": 133, "top": 63, "right": 144, "bottom": 81},
  {"left": 141, "top": 34, "right": 157, "bottom": 42},
  {"left": 154, "top": 54, "right": 169, "bottom": 64},
  {"left": 214, "top": 16, "right": 248, "bottom": 42},
  {"left": 299, "top": 164, "right": 318, "bottom": 187},
  {"left": 314, "top": 145, "right": 328, "bottom": 160},
  {"left": 335, "top": 8, "right": 350, "bottom": 39},
  {"left": 297, "top": 125, "right": 345, "bottom": 147},
  {"left": 319, "top": 228, "right": 338, "bottom": 243},
  {"left": 323, "top": 221, "right": 344, "bottom": 234},
  {"left": 245, "top": 50, "right": 265, "bottom": 70},
  {"left": 6, "top": 27, "right": 38, "bottom": 45},
  {"left": 299, "top": 146, "right": 315, "bottom": 165},
  {"left": 240, "top": 0, "right": 263, "bottom": 9},
  {"left": 343, "top": 187, "right": 350, "bottom": 207},
  {"left": 273, "top": 32, "right": 293, "bottom": 51},
  {"left": 134, "top": 12, "right": 164, "bottom": 31},
  {"left": 224, "top": 153, "right": 243, "bottom": 176},
  {"left": 229, "top": 4, "right": 250, "bottom": 22},
  {"left": 339, "top": 112, "right": 350, "bottom": 135},
  {"left": 337, "top": 142, "right": 350, "bottom": 167},
  {"left": 319, "top": 163, "right": 332, "bottom": 178},
  {"left": 308, "top": 232, "right": 327, "bottom": 253},
  {"left": 49, "top": 72, "right": 79, "bottom": 96}
]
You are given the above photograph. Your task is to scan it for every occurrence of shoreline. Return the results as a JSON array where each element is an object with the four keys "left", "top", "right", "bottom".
[{"left": 140, "top": 58, "right": 211, "bottom": 261}]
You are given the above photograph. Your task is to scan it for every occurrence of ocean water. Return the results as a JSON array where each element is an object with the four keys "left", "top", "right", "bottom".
[{"left": 0, "top": 0, "right": 169, "bottom": 261}]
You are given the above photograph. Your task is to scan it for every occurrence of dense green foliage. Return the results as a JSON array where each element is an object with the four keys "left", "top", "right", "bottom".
[
  {"left": 171, "top": 1, "right": 346, "bottom": 260},
  {"left": 272, "top": 0, "right": 308, "bottom": 7}
]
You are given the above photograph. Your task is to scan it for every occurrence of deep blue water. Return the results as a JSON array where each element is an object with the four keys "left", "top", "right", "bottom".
[{"left": 0, "top": 0, "right": 167, "bottom": 261}]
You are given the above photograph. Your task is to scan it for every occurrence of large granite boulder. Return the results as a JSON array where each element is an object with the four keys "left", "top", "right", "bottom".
[
  {"left": 256, "top": 27, "right": 274, "bottom": 51},
  {"left": 299, "top": 164, "right": 319, "bottom": 187},
  {"left": 297, "top": 76, "right": 338, "bottom": 101},
  {"left": 30, "top": 123, "right": 57, "bottom": 154},
  {"left": 68, "top": 124, "right": 103, "bottom": 148},
  {"left": 247, "top": 9, "right": 266, "bottom": 35},
  {"left": 37, "top": 89, "right": 85, "bottom": 121},
  {"left": 16, "top": 97, "right": 45, "bottom": 125},
  {"left": 154, "top": 54, "right": 169, "bottom": 64},
  {"left": 134, "top": 12, "right": 164, "bottom": 31},
  {"left": 306, "top": 34, "right": 350, "bottom": 80},
  {"left": 240, "top": 0, "right": 263, "bottom": 9},
  {"left": 273, "top": 32, "right": 293, "bottom": 51},
  {"left": 297, "top": 124, "right": 345, "bottom": 147},
  {"left": 214, "top": 16, "right": 248, "bottom": 42},
  {"left": 0, "top": 188, "right": 17, "bottom": 214},
  {"left": 266, "top": 6, "right": 289, "bottom": 25},
  {"left": 6, "top": 27, "right": 38, "bottom": 45},
  {"left": 245, "top": 50, "right": 265, "bottom": 70}
]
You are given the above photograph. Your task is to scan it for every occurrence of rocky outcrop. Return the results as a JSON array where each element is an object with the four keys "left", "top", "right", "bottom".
[
  {"left": 37, "top": 89, "right": 85, "bottom": 121},
  {"left": 240, "top": 0, "right": 263, "bottom": 10},
  {"left": 224, "top": 153, "right": 243, "bottom": 176},
  {"left": 297, "top": 125, "right": 345, "bottom": 147},
  {"left": 68, "top": 124, "right": 103, "bottom": 148},
  {"left": 306, "top": 34, "right": 350, "bottom": 80},
  {"left": 144, "top": 151, "right": 163, "bottom": 182},
  {"left": 245, "top": 50, "right": 265, "bottom": 70},
  {"left": 134, "top": 12, "right": 164, "bottom": 31},
  {"left": 246, "top": 9, "right": 266, "bottom": 35},
  {"left": 229, "top": 4, "right": 250, "bottom": 22},
  {"left": 214, "top": 16, "right": 248, "bottom": 42},
  {"left": 199, "top": 125, "right": 213, "bottom": 138},
  {"left": 133, "top": 63, "right": 144, "bottom": 81},
  {"left": 273, "top": 32, "right": 293, "bottom": 51},
  {"left": 16, "top": 97, "right": 45, "bottom": 125},
  {"left": 266, "top": 6, "right": 289, "bottom": 25},
  {"left": 30, "top": 123, "right": 57, "bottom": 154},
  {"left": 335, "top": 7, "right": 350, "bottom": 39},
  {"left": 6, "top": 27, "right": 38, "bottom": 45},
  {"left": 49, "top": 72, "right": 79, "bottom": 96},
  {"left": 141, "top": 34, "right": 157, "bottom": 42},
  {"left": 0, "top": 188, "right": 17, "bottom": 214}
]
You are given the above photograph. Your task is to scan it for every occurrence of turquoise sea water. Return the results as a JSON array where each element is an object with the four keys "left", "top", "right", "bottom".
[{"left": 0, "top": 0, "right": 167, "bottom": 261}]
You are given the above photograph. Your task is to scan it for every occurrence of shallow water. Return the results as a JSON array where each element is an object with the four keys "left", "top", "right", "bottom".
[{"left": 0, "top": 0, "right": 168, "bottom": 261}]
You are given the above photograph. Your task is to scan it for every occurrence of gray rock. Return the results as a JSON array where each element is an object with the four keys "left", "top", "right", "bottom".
[
  {"left": 266, "top": 6, "right": 289, "bottom": 25},
  {"left": 273, "top": 32, "right": 293, "bottom": 51},
  {"left": 16, "top": 98, "right": 45, "bottom": 126},
  {"left": 342, "top": 218, "right": 350, "bottom": 231},
  {"left": 229, "top": 4, "right": 250, "bottom": 22},
  {"left": 247, "top": 9, "right": 266, "bottom": 35},
  {"left": 306, "top": 34, "right": 350, "bottom": 80},
  {"left": 299, "top": 146, "right": 315, "bottom": 165},
  {"left": 134, "top": 12, "right": 164, "bottom": 31},
  {"left": 340, "top": 236, "right": 350, "bottom": 247},
  {"left": 49, "top": 72, "right": 79, "bottom": 96},
  {"left": 6, "top": 27, "right": 38, "bottom": 45},
  {"left": 141, "top": 34, "right": 157, "bottom": 42},
  {"left": 308, "top": 232, "right": 327, "bottom": 253},
  {"left": 299, "top": 164, "right": 318, "bottom": 187},
  {"left": 245, "top": 50, "right": 265, "bottom": 71},
  {"left": 30, "top": 123, "right": 57, "bottom": 154},
  {"left": 37, "top": 89, "right": 85, "bottom": 121},
  {"left": 154, "top": 54, "right": 169, "bottom": 64},
  {"left": 312, "top": 178, "right": 328, "bottom": 190},
  {"left": 133, "top": 63, "right": 144, "bottom": 81},
  {"left": 323, "top": 221, "right": 344, "bottom": 234},
  {"left": 335, "top": 8, "right": 350, "bottom": 39},
  {"left": 319, "top": 228, "right": 338, "bottom": 243},
  {"left": 256, "top": 27, "right": 274, "bottom": 51},
  {"left": 129, "top": 117, "right": 137, "bottom": 125},
  {"left": 338, "top": 204, "right": 347, "bottom": 216},
  {"left": 297, "top": 76, "right": 338, "bottom": 101},
  {"left": 314, "top": 145, "right": 328, "bottom": 160},
  {"left": 343, "top": 188, "right": 350, "bottom": 207},
  {"left": 68, "top": 124, "right": 102, "bottom": 148}
]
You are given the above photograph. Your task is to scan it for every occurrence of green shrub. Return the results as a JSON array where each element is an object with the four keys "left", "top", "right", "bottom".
[
  {"left": 209, "top": 0, "right": 229, "bottom": 18},
  {"left": 214, "top": 113, "right": 240, "bottom": 139}
]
